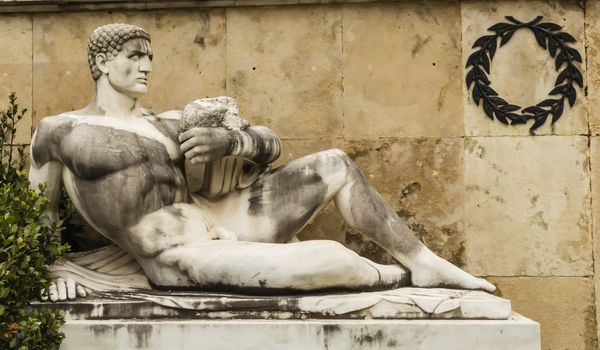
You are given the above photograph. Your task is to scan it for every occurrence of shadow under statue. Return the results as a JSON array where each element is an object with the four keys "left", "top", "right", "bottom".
[{"left": 30, "top": 23, "right": 495, "bottom": 302}]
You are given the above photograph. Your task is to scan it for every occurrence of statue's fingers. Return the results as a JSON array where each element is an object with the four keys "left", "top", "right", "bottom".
[
  {"left": 76, "top": 285, "right": 88, "bottom": 298},
  {"left": 179, "top": 129, "right": 196, "bottom": 142},
  {"left": 180, "top": 136, "right": 208, "bottom": 153},
  {"left": 179, "top": 127, "right": 210, "bottom": 143},
  {"left": 56, "top": 278, "right": 67, "bottom": 301},
  {"left": 185, "top": 146, "right": 211, "bottom": 160},
  {"left": 40, "top": 288, "right": 49, "bottom": 301},
  {"left": 66, "top": 278, "right": 76, "bottom": 300},
  {"left": 48, "top": 283, "right": 59, "bottom": 302},
  {"left": 190, "top": 155, "right": 213, "bottom": 164}
]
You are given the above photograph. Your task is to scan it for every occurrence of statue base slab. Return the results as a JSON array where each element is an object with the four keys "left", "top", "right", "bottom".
[
  {"left": 58, "top": 314, "right": 540, "bottom": 350},
  {"left": 37, "top": 287, "right": 512, "bottom": 320}
]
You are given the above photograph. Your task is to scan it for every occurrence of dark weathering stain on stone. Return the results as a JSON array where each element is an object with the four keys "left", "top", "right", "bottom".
[
  {"left": 355, "top": 329, "right": 384, "bottom": 346},
  {"left": 149, "top": 280, "right": 392, "bottom": 296},
  {"left": 164, "top": 205, "right": 184, "bottom": 219},
  {"left": 400, "top": 182, "right": 421, "bottom": 199},
  {"left": 127, "top": 324, "right": 152, "bottom": 348},
  {"left": 246, "top": 162, "right": 327, "bottom": 242},
  {"left": 194, "top": 35, "right": 206, "bottom": 49}
]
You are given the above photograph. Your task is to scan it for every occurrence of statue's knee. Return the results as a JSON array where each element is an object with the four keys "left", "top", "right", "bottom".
[
  {"left": 316, "top": 148, "right": 351, "bottom": 168},
  {"left": 327, "top": 148, "right": 348, "bottom": 160},
  {"left": 312, "top": 240, "right": 360, "bottom": 272}
]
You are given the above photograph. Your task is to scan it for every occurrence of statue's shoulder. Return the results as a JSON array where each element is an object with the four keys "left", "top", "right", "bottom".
[
  {"left": 146, "top": 109, "right": 182, "bottom": 139},
  {"left": 31, "top": 113, "right": 80, "bottom": 165},
  {"left": 155, "top": 109, "right": 182, "bottom": 121},
  {"left": 35, "top": 113, "right": 78, "bottom": 138}
]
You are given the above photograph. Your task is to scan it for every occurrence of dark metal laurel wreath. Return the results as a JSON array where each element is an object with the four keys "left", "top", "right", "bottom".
[{"left": 466, "top": 16, "right": 583, "bottom": 135}]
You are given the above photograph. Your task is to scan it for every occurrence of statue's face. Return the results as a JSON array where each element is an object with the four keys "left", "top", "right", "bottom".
[{"left": 103, "top": 38, "right": 153, "bottom": 98}]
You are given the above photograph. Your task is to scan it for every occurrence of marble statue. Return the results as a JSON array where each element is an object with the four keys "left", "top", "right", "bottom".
[{"left": 30, "top": 23, "right": 494, "bottom": 301}]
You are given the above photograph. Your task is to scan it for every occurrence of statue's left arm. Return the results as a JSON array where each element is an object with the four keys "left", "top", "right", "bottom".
[
  {"left": 179, "top": 126, "right": 281, "bottom": 165},
  {"left": 228, "top": 126, "right": 281, "bottom": 164}
]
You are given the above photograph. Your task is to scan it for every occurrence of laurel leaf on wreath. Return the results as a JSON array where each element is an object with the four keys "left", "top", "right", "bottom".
[
  {"left": 552, "top": 103, "right": 564, "bottom": 123},
  {"left": 549, "top": 85, "right": 566, "bottom": 95},
  {"left": 572, "top": 68, "right": 584, "bottom": 87},
  {"left": 555, "top": 54, "right": 566, "bottom": 70},
  {"left": 556, "top": 32, "right": 576, "bottom": 43},
  {"left": 487, "top": 40, "right": 497, "bottom": 59},
  {"left": 531, "top": 114, "right": 548, "bottom": 130},
  {"left": 538, "top": 22, "right": 562, "bottom": 31},
  {"left": 483, "top": 100, "right": 494, "bottom": 120},
  {"left": 548, "top": 38, "right": 559, "bottom": 57},
  {"left": 566, "top": 85, "right": 577, "bottom": 107},
  {"left": 495, "top": 111, "right": 509, "bottom": 125},
  {"left": 522, "top": 106, "right": 545, "bottom": 114},
  {"left": 567, "top": 47, "right": 582, "bottom": 62},
  {"left": 472, "top": 35, "right": 495, "bottom": 48},
  {"left": 500, "top": 31, "right": 515, "bottom": 46},
  {"left": 473, "top": 86, "right": 481, "bottom": 105},
  {"left": 533, "top": 28, "right": 547, "bottom": 49},
  {"left": 538, "top": 99, "right": 558, "bottom": 107},
  {"left": 488, "top": 22, "right": 513, "bottom": 33}
]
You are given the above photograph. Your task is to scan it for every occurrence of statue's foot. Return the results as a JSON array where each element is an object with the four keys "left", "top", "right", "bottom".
[
  {"left": 409, "top": 250, "right": 495, "bottom": 293},
  {"left": 361, "top": 258, "right": 409, "bottom": 287}
]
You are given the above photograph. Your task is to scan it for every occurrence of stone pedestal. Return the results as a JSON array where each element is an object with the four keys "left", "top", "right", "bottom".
[
  {"left": 39, "top": 288, "right": 540, "bottom": 349},
  {"left": 60, "top": 315, "right": 540, "bottom": 350}
]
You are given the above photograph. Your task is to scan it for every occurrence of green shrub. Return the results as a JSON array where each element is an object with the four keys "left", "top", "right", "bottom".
[{"left": 0, "top": 93, "right": 68, "bottom": 350}]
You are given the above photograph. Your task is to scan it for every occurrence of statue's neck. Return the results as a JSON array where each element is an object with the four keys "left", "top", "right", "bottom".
[{"left": 89, "top": 78, "right": 142, "bottom": 118}]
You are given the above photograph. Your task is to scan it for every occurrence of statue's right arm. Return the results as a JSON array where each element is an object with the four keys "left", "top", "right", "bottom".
[
  {"left": 29, "top": 118, "right": 64, "bottom": 223},
  {"left": 29, "top": 117, "right": 87, "bottom": 301}
]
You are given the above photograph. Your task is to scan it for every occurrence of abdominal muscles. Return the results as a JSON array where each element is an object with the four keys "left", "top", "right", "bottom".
[{"left": 62, "top": 162, "right": 189, "bottom": 246}]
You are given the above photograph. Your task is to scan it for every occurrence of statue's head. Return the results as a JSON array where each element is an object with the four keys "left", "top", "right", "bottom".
[{"left": 88, "top": 23, "right": 153, "bottom": 97}]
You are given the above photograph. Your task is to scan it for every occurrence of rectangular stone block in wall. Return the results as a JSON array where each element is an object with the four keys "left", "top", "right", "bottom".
[
  {"left": 342, "top": 1, "right": 463, "bottom": 138},
  {"left": 461, "top": 0, "right": 587, "bottom": 136},
  {"left": 0, "top": 15, "right": 33, "bottom": 144},
  {"left": 32, "top": 12, "right": 111, "bottom": 125},
  {"left": 490, "top": 277, "right": 597, "bottom": 350},
  {"left": 588, "top": 136, "right": 600, "bottom": 343},
  {"left": 464, "top": 136, "right": 592, "bottom": 277},
  {"left": 226, "top": 5, "right": 343, "bottom": 138},
  {"left": 112, "top": 10, "right": 227, "bottom": 112},
  {"left": 586, "top": 0, "right": 600, "bottom": 135}
]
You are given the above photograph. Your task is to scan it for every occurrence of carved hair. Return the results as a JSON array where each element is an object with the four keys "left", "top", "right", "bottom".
[{"left": 87, "top": 23, "right": 151, "bottom": 80}]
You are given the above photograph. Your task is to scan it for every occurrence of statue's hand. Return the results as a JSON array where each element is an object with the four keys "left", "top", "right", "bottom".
[
  {"left": 40, "top": 278, "right": 88, "bottom": 302},
  {"left": 179, "top": 127, "right": 232, "bottom": 164}
]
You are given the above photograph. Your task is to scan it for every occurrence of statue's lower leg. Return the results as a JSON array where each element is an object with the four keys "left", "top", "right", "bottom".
[
  {"left": 149, "top": 240, "right": 406, "bottom": 291},
  {"left": 327, "top": 149, "right": 495, "bottom": 292}
]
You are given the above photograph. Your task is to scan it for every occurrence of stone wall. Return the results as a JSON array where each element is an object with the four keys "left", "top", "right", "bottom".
[{"left": 0, "top": 0, "right": 597, "bottom": 348}]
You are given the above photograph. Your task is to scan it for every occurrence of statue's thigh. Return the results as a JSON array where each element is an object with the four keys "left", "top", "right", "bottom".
[{"left": 207, "top": 150, "right": 348, "bottom": 243}]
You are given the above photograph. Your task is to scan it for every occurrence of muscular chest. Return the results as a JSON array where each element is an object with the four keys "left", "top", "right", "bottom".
[{"left": 60, "top": 117, "right": 183, "bottom": 181}]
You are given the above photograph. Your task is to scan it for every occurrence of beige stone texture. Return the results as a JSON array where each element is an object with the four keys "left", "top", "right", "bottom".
[
  {"left": 273, "top": 137, "right": 341, "bottom": 168},
  {"left": 589, "top": 137, "right": 600, "bottom": 342},
  {"left": 342, "top": 2, "right": 463, "bottom": 138},
  {"left": 490, "top": 277, "right": 597, "bottom": 350},
  {"left": 587, "top": 0, "right": 600, "bottom": 134},
  {"left": 464, "top": 136, "right": 592, "bottom": 276},
  {"left": 462, "top": 1, "right": 587, "bottom": 136},
  {"left": 226, "top": 5, "right": 343, "bottom": 137},
  {"left": 32, "top": 12, "right": 110, "bottom": 125},
  {"left": 112, "top": 10, "right": 227, "bottom": 112},
  {"left": 0, "top": 15, "right": 33, "bottom": 144}
]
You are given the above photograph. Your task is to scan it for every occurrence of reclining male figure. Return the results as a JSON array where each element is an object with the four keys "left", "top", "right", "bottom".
[{"left": 30, "top": 24, "right": 494, "bottom": 295}]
